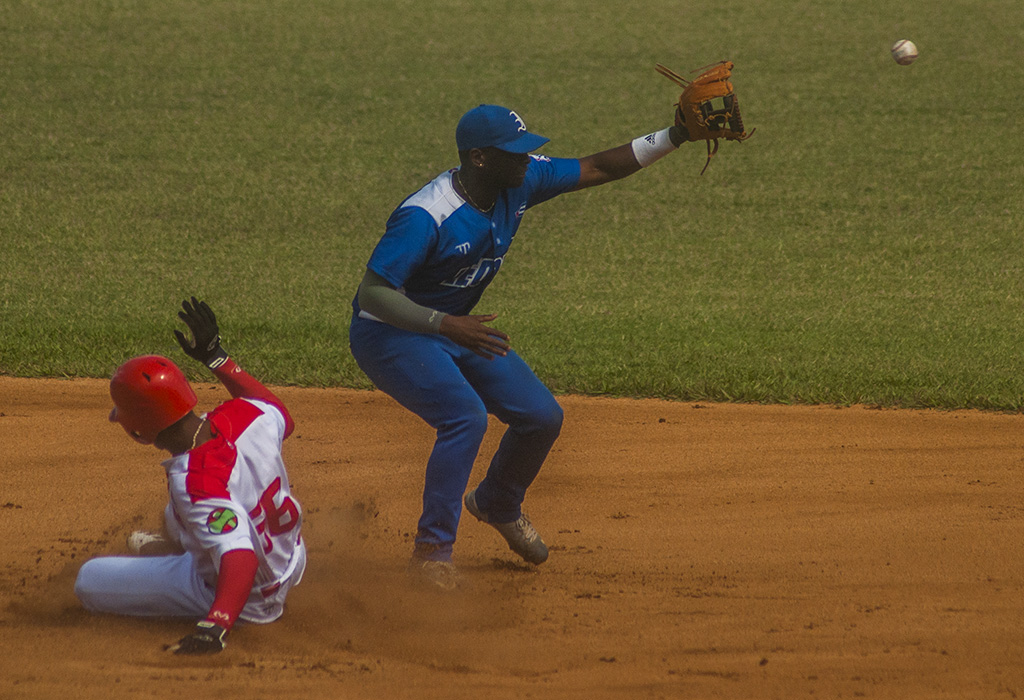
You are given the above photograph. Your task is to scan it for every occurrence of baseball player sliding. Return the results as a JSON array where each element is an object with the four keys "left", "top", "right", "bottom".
[
  {"left": 75, "top": 298, "right": 305, "bottom": 655},
  {"left": 350, "top": 103, "right": 694, "bottom": 590}
]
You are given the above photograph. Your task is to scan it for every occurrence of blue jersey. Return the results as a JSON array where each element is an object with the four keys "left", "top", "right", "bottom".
[{"left": 354, "top": 155, "right": 581, "bottom": 318}]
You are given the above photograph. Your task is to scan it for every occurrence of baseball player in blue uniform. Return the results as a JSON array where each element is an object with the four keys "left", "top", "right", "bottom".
[{"left": 350, "top": 104, "right": 690, "bottom": 589}]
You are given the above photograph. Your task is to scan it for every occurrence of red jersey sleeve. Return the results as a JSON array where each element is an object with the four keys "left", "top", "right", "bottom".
[
  {"left": 204, "top": 548, "right": 259, "bottom": 630},
  {"left": 211, "top": 358, "right": 295, "bottom": 438}
]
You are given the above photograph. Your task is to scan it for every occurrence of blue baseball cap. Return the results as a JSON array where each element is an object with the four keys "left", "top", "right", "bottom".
[{"left": 455, "top": 104, "right": 549, "bottom": 153}]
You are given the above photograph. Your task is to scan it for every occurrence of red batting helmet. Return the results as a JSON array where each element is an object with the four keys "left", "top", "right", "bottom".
[{"left": 109, "top": 355, "right": 197, "bottom": 444}]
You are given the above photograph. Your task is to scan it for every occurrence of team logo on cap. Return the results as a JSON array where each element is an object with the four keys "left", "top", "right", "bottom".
[
  {"left": 510, "top": 110, "right": 527, "bottom": 133},
  {"left": 207, "top": 508, "right": 238, "bottom": 534}
]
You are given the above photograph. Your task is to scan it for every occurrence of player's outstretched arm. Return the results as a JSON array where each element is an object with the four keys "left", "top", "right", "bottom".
[
  {"left": 173, "top": 297, "right": 295, "bottom": 437},
  {"left": 575, "top": 142, "right": 642, "bottom": 190},
  {"left": 574, "top": 124, "right": 689, "bottom": 191}
]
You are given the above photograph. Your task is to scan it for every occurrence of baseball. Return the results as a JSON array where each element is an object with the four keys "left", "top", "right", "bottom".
[{"left": 891, "top": 39, "right": 918, "bottom": 65}]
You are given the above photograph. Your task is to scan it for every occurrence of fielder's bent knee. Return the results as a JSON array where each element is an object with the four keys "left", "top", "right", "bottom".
[
  {"left": 525, "top": 400, "right": 563, "bottom": 438},
  {"left": 443, "top": 407, "right": 489, "bottom": 442}
]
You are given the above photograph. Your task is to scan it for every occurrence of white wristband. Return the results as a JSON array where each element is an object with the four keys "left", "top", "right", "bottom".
[{"left": 631, "top": 127, "right": 678, "bottom": 168}]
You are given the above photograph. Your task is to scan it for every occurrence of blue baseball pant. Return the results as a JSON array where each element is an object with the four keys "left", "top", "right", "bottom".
[{"left": 349, "top": 317, "right": 563, "bottom": 555}]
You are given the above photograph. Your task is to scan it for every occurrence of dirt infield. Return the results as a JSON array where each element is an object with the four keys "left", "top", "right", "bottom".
[{"left": 2, "top": 377, "right": 1023, "bottom": 699}]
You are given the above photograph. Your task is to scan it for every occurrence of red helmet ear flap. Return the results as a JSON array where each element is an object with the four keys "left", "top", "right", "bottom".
[{"left": 109, "top": 355, "right": 197, "bottom": 444}]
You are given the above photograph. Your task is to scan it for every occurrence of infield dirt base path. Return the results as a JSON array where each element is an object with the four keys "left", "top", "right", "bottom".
[{"left": 2, "top": 377, "right": 1023, "bottom": 699}]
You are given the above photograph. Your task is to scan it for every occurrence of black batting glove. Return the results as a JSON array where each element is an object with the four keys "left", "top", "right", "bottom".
[
  {"left": 166, "top": 620, "right": 228, "bottom": 655},
  {"left": 173, "top": 297, "right": 230, "bottom": 369}
]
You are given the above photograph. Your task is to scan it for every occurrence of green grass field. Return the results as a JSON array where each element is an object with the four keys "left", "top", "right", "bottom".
[{"left": 2, "top": 0, "right": 1022, "bottom": 409}]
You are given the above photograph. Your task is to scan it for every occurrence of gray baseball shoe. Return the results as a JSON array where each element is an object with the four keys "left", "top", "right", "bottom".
[
  {"left": 464, "top": 489, "right": 549, "bottom": 565},
  {"left": 407, "top": 558, "right": 461, "bottom": 591}
]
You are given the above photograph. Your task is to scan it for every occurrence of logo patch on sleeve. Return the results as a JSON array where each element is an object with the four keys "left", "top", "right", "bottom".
[{"left": 207, "top": 508, "right": 239, "bottom": 534}]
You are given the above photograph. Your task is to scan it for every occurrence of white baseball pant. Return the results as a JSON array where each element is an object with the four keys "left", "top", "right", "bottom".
[{"left": 74, "top": 543, "right": 305, "bottom": 623}]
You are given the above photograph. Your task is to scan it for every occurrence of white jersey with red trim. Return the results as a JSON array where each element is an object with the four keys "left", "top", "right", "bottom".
[{"left": 162, "top": 397, "right": 303, "bottom": 622}]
